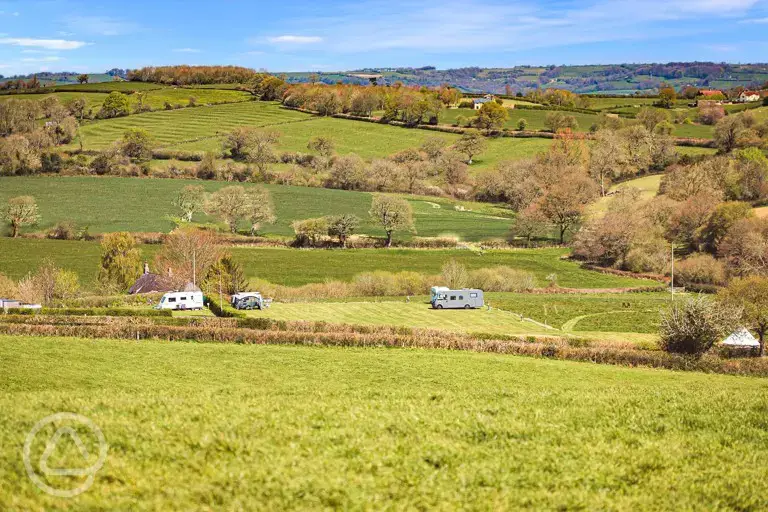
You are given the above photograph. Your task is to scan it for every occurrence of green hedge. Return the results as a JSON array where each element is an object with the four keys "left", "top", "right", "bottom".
[
  {"left": 206, "top": 296, "right": 246, "bottom": 318},
  {"left": 41, "top": 308, "right": 173, "bottom": 317}
]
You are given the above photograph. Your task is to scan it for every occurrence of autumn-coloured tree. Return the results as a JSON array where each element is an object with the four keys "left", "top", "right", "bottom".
[{"left": 155, "top": 228, "right": 222, "bottom": 287}]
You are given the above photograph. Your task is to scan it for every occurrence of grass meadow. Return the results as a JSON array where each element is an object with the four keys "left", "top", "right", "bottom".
[
  {"left": 2, "top": 337, "right": 768, "bottom": 509},
  {"left": 0, "top": 176, "right": 514, "bottom": 239},
  {"left": 73, "top": 101, "right": 553, "bottom": 168},
  {"left": 0, "top": 239, "right": 656, "bottom": 289}
]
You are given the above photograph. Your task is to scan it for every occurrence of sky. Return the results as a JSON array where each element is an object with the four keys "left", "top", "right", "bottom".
[{"left": 1, "top": 0, "right": 768, "bottom": 76}]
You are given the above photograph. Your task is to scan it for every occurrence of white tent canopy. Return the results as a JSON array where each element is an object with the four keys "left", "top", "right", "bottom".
[{"left": 722, "top": 328, "right": 760, "bottom": 347}]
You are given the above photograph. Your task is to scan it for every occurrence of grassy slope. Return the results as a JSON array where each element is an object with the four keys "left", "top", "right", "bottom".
[
  {"left": 74, "top": 102, "right": 552, "bottom": 168},
  {"left": 0, "top": 176, "right": 513, "bottom": 240},
  {"left": 2, "top": 337, "right": 767, "bottom": 510},
  {"left": 590, "top": 174, "right": 663, "bottom": 216},
  {"left": 0, "top": 239, "right": 655, "bottom": 289},
  {"left": 0, "top": 92, "right": 109, "bottom": 112}
]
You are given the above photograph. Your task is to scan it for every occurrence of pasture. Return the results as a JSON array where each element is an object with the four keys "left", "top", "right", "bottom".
[
  {"left": 247, "top": 301, "right": 555, "bottom": 337},
  {"left": 0, "top": 239, "right": 656, "bottom": 289},
  {"left": 244, "top": 298, "right": 660, "bottom": 342},
  {"left": 2, "top": 336, "right": 768, "bottom": 509},
  {"left": 73, "top": 101, "right": 552, "bottom": 167},
  {"left": 0, "top": 176, "right": 514, "bottom": 240}
]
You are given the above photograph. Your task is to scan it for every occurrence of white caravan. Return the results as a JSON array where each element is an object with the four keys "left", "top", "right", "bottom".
[
  {"left": 155, "top": 291, "right": 204, "bottom": 311},
  {"left": 431, "top": 288, "right": 484, "bottom": 309}
]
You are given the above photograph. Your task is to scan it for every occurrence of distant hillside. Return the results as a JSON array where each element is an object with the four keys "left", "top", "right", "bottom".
[
  {"left": 284, "top": 62, "right": 768, "bottom": 95},
  {"left": 0, "top": 69, "right": 127, "bottom": 87}
]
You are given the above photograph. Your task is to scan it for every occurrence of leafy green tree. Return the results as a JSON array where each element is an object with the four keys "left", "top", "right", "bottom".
[
  {"left": 516, "top": 118, "right": 528, "bottom": 131},
  {"left": 474, "top": 101, "right": 509, "bottom": 130},
  {"left": 77, "top": 74, "right": 89, "bottom": 84},
  {"left": 2, "top": 195, "right": 40, "bottom": 237},
  {"left": 327, "top": 214, "right": 360, "bottom": 248},
  {"left": 544, "top": 111, "right": 578, "bottom": 133},
  {"left": 699, "top": 201, "right": 753, "bottom": 254},
  {"left": 369, "top": 195, "right": 415, "bottom": 247},
  {"left": 120, "top": 128, "right": 153, "bottom": 162},
  {"left": 98, "top": 232, "right": 142, "bottom": 291},
  {"left": 656, "top": 86, "right": 677, "bottom": 108},
  {"left": 453, "top": 129, "right": 487, "bottom": 165},
  {"left": 99, "top": 91, "right": 130, "bottom": 118},
  {"left": 291, "top": 217, "right": 329, "bottom": 247},
  {"left": 636, "top": 107, "right": 670, "bottom": 132}
]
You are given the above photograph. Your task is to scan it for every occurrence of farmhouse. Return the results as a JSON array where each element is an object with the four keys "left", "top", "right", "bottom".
[
  {"left": 472, "top": 97, "right": 492, "bottom": 110},
  {"left": 738, "top": 90, "right": 764, "bottom": 102}
]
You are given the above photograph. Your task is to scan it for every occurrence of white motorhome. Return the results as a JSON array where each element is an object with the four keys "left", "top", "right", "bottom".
[
  {"left": 154, "top": 291, "right": 204, "bottom": 311},
  {"left": 431, "top": 288, "right": 484, "bottom": 309},
  {"left": 231, "top": 292, "right": 271, "bottom": 310},
  {"left": 430, "top": 286, "right": 450, "bottom": 303}
]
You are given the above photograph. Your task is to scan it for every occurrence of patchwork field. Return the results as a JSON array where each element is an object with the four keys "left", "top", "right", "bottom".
[
  {"left": 2, "top": 337, "right": 768, "bottom": 509},
  {"left": 0, "top": 239, "right": 656, "bottom": 289},
  {"left": 0, "top": 176, "right": 514, "bottom": 239}
]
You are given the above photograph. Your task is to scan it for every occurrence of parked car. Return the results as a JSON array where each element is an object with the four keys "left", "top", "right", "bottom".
[
  {"left": 231, "top": 292, "right": 271, "bottom": 310},
  {"left": 154, "top": 291, "right": 204, "bottom": 311},
  {"left": 431, "top": 288, "right": 484, "bottom": 309}
]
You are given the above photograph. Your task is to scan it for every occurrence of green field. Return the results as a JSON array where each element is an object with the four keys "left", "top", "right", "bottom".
[
  {"left": 2, "top": 336, "right": 768, "bottom": 509},
  {"left": 0, "top": 239, "right": 656, "bottom": 289},
  {"left": 0, "top": 92, "right": 109, "bottom": 112},
  {"left": 73, "top": 101, "right": 552, "bottom": 167},
  {"left": 0, "top": 176, "right": 514, "bottom": 239},
  {"left": 246, "top": 299, "right": 659, "bottom": 342},
  {"left": 590, "top": 174, "right": 663, "bottom": 216},
  {"left": 52, "top": 81, "right": 165, "bottom": 92},
  {"left": 248, "top": 301, "right": 556, "bottom": 336}
]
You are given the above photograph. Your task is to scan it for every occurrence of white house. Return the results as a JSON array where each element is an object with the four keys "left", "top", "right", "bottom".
[
  {"left": 739, "top": 91, "right": 762, "bottom": 103},
  {"left": 472, "top": 98, "right": 492, "bottom": 110}
]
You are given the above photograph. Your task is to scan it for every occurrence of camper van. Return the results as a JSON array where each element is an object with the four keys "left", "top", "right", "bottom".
[
  {"left": 155, "top": 291, "right": 204, "bottom": 311},
  {"left": 430, "top": 286, "right": 450, "bottom": 303},
  {"left": 231, "top": 292, "right": 271, "bottom": 310},
  {"left": 431, "top": 288, "right": 484, "bottom": 309}
]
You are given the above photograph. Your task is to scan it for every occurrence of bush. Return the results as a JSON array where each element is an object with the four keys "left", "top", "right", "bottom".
[
  {"left": 674, "top": 254, "right": 726, "bottom": 287},
  {"left": 659, "top": 295, "right": 738, "bottom": 356},
  {"left": 468, "top": 267, "right": 537, "bottom": 292},
  {"left": 206, "top": 294, "right": 245, "bottom": 318},
  {"left": 47, "top": 220, "right": 79, "bottom": 240}
]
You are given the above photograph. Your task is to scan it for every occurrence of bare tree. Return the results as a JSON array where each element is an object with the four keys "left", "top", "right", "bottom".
[{"left": 2, "top": 195, "right": 40, "bottom": 237}]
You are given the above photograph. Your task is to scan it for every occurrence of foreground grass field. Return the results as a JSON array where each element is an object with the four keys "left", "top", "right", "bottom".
[
  {"left": 0, "top": 176, "right": 514, "bottom": 239},
  {"left": 0, "top": 239, "right": 657, "bottom": 289},
  {"left": 2, "top": 337, "right": 767, "bottom": 509}
]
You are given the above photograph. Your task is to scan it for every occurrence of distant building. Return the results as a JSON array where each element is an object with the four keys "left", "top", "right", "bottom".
[
  {"left": 739, "top": 90, "right": 762, "bottom": 103},
  {"left": 128, "top": 263, "right": 200, "bottom": 295},
  {"left": 472, "top": 97, "right": 492, "bottom": 110}
]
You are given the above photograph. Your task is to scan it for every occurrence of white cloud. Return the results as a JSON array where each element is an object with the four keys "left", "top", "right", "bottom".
[
  {"left": 21, "top": 55, "right": 62, "bottom": 62},
  {"left": 172, "top": 48, "right": 200, "bottom": 53},
  {"left": 0, "top": 38, "right": 87, "bottom": 50},
  {"left": 65, "top": 15, "right": 139, "bottom": 36},
  {"left": 740, "top": 16, "right": 768, "bottom": 23},
  {"left": 268, "top": 35, "right": 323, "bottom": 44}
]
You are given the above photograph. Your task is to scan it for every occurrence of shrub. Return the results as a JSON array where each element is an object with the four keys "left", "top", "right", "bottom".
[
  {"left": 674, "top": 254, "right": 726, "bottom": 287},
  {"left": 468, "top": 267, "right": 536, "bottom": 292},
  {"left": 47, "top": 220, "right": 78, "bottom": 240},
  {"left": 659, "top": 295, "right": 738, "bottom": 356},
  {"left": 206, "top": 294, "right": 245, "bottom": 318}
]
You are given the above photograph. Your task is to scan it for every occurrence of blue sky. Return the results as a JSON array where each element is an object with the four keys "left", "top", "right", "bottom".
[{"left": 1, "top": 0, "right": 768, "bottom": 76}]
